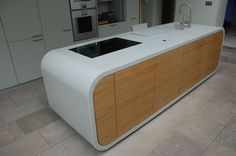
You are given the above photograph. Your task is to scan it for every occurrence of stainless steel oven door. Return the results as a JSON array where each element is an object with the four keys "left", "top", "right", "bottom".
[{"left": 72, "top": 9, "right": 98, "bottom": 41}]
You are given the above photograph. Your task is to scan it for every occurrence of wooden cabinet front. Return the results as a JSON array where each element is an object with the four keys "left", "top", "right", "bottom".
[
  {"left": 154, "top": 48, "right": 183, "bottom": 111},
  {"left": 93, "top": 31, "right": 223, "bottom": 145},
  {"left": 115, "top": 59, "right": 156, "bottom": 136},
  {"left": 93, "top": 75, "right": 117, "bottom": 145},
  {"left": 200, "top": 32, "right": 223, "bottom": 78},
  {"left": 180, "top": 39, "right": 204, "bottom": 93}
]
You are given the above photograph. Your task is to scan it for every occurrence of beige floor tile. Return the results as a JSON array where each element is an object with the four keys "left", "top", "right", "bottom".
[
  {"left": 9, "top": 79, "right": 47, "bottom": 107},
  {"left": 166, "top": 94, "right": 208, "bottom": 120},
  {"left": 215, "top": 87, "right": 236, "bottom": 104},
  {"left": 176, "top": 116, "right": 224, "bottom": 150},
  {"left": 0, "top": 98, "right": 16, "bottom": 113},
  {"left": 37, "top": 95, "right": 49, "bottom": 106},
  {"left": 0, "top": 117, "right": 4, "bottom": 126},
  {"left": 99, "top": 132, "right": 158, "bottom": 156},
  {"left": 0, "top": 131, "right": 49, "bottom": 156},
  {"left": 203, "top": 142, "right": 236, "bottom": 156},
  {"left": 0, "top": 99, "right": 46, "bottom": 123},
  {"left": 9, "top": 85, "right": 35, "bottom": 106},
  {"left": 195, "top": 98, "right": 235, "bottom": 125},
  {"left": 139, "top": 109, "right": 185, "bottom": 144},
  {"left": 139, "top": 122, "right": 173, "bottom": 145},
  {"left": 17, "top": 108, "right": 59, "bottom": 134},
  {"left": 146, "top": 131, "right": 203, "bottom": 156},
  {"left": 39, "top": 119, "right": 75, "bottom": 146},
  {"left": 0, "top": 93, "right": 10, "bottom": 102},
  {"left": 188, "top": 80, "right": 223, "bottom": 100},
  {"left": 38, "top": 133, "right": 99, "bottom": 156},
  {"left": 0, "top": 122, "right": 24, "bottom": 147},
  {"left": 215, "top": 115, "right": 236, "bottom": 152}
]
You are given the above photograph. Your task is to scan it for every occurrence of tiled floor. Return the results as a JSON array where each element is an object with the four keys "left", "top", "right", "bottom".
[
  {"left": 221, "top": 47, "right": 236, "bottom": 64},
  {"left": 0, "top": 54, "right": 236, "bottom": 156},
  {"left": 224, "top": 26, "right": 236, "bottom": 48}
]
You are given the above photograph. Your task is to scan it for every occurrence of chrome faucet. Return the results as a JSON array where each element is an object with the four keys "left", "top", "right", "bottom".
[{"left": 178, "top": 3, "right": 192, "bottom": 28}]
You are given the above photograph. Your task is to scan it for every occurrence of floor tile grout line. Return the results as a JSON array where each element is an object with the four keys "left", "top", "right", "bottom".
[
  {"left": 0, "top": 121, "right": 25, "bottom": 148},
  {"left": 38, "top": 130, "right": 51, "bottom": 148},
  {"left": 37, "top": 119, "right": 76, "bottom": 147},
  {"left": 201, "top": 113, "right": 236, "bottom": 155},
  {"left": 36, "top": 131, "right": 78, "bottom": 155},
  {"left": 9, "top": 96, "right": 18, "bottom": 107}
]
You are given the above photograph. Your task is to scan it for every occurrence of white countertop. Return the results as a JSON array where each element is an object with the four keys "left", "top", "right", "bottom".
[{"left": 43, "top": 23, "right": 223, "bottom": 78}]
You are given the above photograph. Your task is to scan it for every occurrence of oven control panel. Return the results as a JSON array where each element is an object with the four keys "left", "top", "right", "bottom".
[{"left": 70, "top": 0, "right": 96, "bottom": 10}]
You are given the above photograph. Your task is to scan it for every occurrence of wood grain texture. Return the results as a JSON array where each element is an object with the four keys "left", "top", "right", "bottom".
[
  {"left": 93, "top": 75, "right": 117, "bottom": 145},
  {"left": 154, "top": 48, "right": 183, "bottom": 111},
  {"left": 93, "top": 31, "right": 223, "bottom": 145},
  {"left": 203, "top": 31, "right": 223, "bottom": 45},
  {"left": 115, "top": 59, "right": 156, "bottom": 136},
  {"left": 180, "top": 38, "right": 204, "bottom": 93},
  {"left": 181, "top": 31, "right": 223, "bottom": 93},
  {"left": 200, "top": 31, "right": 223, "bottom": 78}
]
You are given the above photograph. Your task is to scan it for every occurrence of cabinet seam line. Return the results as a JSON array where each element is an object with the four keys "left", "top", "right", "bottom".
[
  {"left": 0, "top": 18, "right": 19, "bottom": 83},
  {"left": 113, "top": 74, "right": 119, "bottom": 138}
]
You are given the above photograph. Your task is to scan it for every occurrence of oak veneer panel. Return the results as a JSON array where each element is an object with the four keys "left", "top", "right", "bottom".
[
  {"left": 200, "top": 32, "right": 223, "bottom": 78},
  {"left": 180, "top": 38, "right": 205, "bottom": 93},
  {"left": 182, "top": 40, "right": 204, "bottom": 71},
  {"left": 200, "top": 57, "right": 217, "bottom": 78},
  {"left": 155, "top": 68, "right": 181, "bottom": 95},
  {"left": 93, "top": 75, "right": 117, "bottom": 145},
  {"left": 180, "top": 62, "right": 202, "bottom": 93},
  {"left": 156, "top": 85, "right": 180, "bottom": 110},
  {"left": 201, "top": 41, "right": 221, "bottom": 60},
  {"left": 203, "top": 31, "right": 223, "bottom": 45},
  {"left": 115, "top": 59, "right": 156, "bottom": 136},
  {"left": 156, "top": 47, "right": 183, "bottom": 74},
  {"left": 154, "top": 48, "right": 183, "bottom": 111}
]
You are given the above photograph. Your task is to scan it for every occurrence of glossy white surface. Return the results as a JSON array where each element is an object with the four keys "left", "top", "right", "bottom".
[{"left": 41, "top": 23, "right": 223, "bottom": 150}]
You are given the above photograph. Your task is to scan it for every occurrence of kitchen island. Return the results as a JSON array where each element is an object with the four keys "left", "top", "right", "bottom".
[{"left": 41, "top": 23, "right": 224, "bottom": 150}]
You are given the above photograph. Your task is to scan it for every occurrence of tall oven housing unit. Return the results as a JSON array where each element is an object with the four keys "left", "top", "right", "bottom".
[{"left": 70, "top": 0, "right": 98, "bottom": 41}]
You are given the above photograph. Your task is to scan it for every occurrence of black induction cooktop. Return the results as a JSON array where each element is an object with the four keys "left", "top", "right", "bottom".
[{"left": 70, "top": 38, "right": 141, "bottom": 58}]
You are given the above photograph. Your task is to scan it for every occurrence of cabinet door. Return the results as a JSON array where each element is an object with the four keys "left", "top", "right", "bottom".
[
  {"left": 115, "top": 59, "right": 155, "bottom": 136},
  {"left": 180, "top": 39, "right": 204, "bottom": 93},
  {"left": 37, "top": 0, "right": 73, "bottom": 51},
  {"left": 201, "top": 32, "right": 223, "bottom": 78},
  {"left": 0, "top": 19, "right": 18, "bottom": 90},
  {"left": 98, "top": 22, "right": 128, "bottom": 38},
  {"left": 155, "top": 47, "right": 183, "bottom": 111},
  {"left": 9, "top": 38, "right": 46, "bottom": 83},
  {"left": 93, "top": 75, "right": 117, "bottom": 145},
  {"left": 0, "top": 0, "right": 42, "bottom": 42},
  {"left": 126, "top": 0, "right": 140, "bottom": 31}
]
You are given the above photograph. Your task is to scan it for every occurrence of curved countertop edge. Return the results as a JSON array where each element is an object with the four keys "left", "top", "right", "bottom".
[{"left": 41, "top": 23, "right": 224, "bottom": 150}]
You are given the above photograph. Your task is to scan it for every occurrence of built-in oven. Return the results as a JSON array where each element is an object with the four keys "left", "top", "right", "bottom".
[
  {"left": 70, "top": 0, "right": 98, "bottom": 41},
  {"left": 72, "top": 9, "right": 98, "bottom": 41}
]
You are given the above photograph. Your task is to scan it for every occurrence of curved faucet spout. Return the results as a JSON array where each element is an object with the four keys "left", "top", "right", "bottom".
[{"left": 178, "top": 3, "right": 192, "bottom": 28}]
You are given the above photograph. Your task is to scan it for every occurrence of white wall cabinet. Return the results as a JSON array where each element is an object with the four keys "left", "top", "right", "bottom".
[
  {"left": 0, "top": 0, "right": 42, "bottom": 42},
  {"left": 98, "top": 21, "right": 127, "bottom": 38},
  {"left": 0, "top": 19, "right": 18, "bottom": 90},
  {"left": 8, "top": 38, "right": 46, "bottom": 83},
  {"left": 37, "top": 0, "right": 73, "bottom": 51},
  {"left": 126, "top": 0, "right": 140, "bottom": 31},
  {"left": 0, "top": 0, "right": 46, "bottom": 84}
]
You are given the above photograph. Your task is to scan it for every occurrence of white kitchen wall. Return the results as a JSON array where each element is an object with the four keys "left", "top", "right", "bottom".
[{"left": 175, "top": 0, "right": 228, "bottom": 26}]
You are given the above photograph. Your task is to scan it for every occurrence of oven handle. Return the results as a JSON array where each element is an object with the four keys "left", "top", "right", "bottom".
[{"left": 63, "top": 28, "right": 72, "bottom": 32}]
